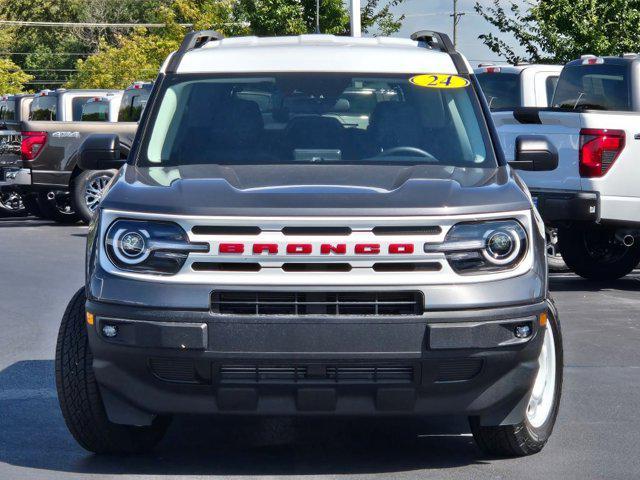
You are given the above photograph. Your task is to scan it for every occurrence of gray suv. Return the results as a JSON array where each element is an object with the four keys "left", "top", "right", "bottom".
[{"left": 55, "top": 30, "right": 563, "bottom": 457}]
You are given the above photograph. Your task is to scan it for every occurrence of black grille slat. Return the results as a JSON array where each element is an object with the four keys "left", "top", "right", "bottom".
[
  {"left": 282, "top": 227, "right": 352, "bottom": 235},
  {"left": 149, "top": 358, "right": 199, "bottom": 384},
  {"left": 436, "top": 359, "right": 483, "bottom": 382},
  {"left": 219, "top": 364, "right": 414, "bottom": 384},
  {"left": 372, "top": 226, "right": 442, "bottom": 236},
  {"left": 192, "top": 226, "right": 261, "bottom": 235},
  {"left": 211, "top": 291, "right": 423, "bottom": 316}
]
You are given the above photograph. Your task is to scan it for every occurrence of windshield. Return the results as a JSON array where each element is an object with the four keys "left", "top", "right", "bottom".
[
  {"left": 119, "top": 87, "right": 150, "bottom": 122},
  {"left": 476, "top": 73, "right": 521, "bottom": 110},
  {"left": 29, "top": 96, "right": 57, "bottom": 121},
  {"left": 81, "top": 101, "right": 109, "bottom": 121},
  {"left": 552, "top": 64, "right": 631, "bottom": 111},
  {"left": 141, "top": 73, "right": 495, "bottom": 168}
]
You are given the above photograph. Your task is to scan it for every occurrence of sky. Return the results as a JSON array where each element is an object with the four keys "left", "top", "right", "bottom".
[{"left": 388, "top": 0, "right": 527, "bottom": 65}]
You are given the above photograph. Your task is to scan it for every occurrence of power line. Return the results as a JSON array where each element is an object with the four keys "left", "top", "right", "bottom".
[
  {"left": 0, "top": 20, "right": 193, "bottom": 28},
  {"left": 0, "top": 20, "right": 249, "bottom": 28},
  {"left": 0, "top": 52, "right": 88, "bottom": 56}
]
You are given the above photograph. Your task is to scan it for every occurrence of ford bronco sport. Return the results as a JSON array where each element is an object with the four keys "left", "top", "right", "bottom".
[{"left": 55, "top": 31, "right": 563, "bottom": 457}]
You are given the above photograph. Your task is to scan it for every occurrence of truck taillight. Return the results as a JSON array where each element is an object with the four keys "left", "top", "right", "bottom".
[
  {"left": 579, "top": 128, "right": 625, "bottom": 178},
  {"left": 21, "top": 131, "right": 48, "bottom": 161}
]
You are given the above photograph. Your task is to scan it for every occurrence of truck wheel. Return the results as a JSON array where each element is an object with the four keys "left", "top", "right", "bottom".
[
  {"left": 545, "top": 228, "right": 568, "bottom": 273},
  {"left": 37, "top": 192, "right": 80, "bottom": 224},
  {"left": 73, "top": 170, "right": 115, "bottom": 224},
  {"left": 0, "top": 188, "right": 27, "bottom": 216},
  {"left": 470, "top": 304, "right": 563, "bottom": 457},
  {"left": 23, "top": 194, "right": 44, "bottom": 218},
  {"left": 558, "top": 227, "right": 640, "bottom": 281},
  {"left": 55, "top": 288, "right": 170, "bottom": 454}
]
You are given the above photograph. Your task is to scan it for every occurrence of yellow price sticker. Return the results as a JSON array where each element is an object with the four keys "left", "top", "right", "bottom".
[{"left": 409, "top": 74, "right": 470, "bottom": 89}]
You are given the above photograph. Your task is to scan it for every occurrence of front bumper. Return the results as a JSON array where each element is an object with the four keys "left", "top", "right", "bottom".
[{"left": 86, "top": 299, "right": 550, "bottom": 427}]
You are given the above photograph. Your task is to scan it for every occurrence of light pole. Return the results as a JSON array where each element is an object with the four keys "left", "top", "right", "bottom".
[
  {"left": 316, "top": 0, "right": 320, "bottom": 33},
  {"left": 450, "top": 0, "right": 465, "bottom": 49},
  {"left": 350, "top": 0, "right": 361, "bottom": 37}
]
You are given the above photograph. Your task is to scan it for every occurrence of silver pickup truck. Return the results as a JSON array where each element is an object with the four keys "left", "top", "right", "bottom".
[{"left": 2, "top": 83, "right": 152, "bottom": 223}]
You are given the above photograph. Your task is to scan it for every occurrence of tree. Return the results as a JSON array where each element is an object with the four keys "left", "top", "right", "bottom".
[
  {"left": 0, "top": 58, "right": 33, "bottom": 93},
  {"left": 475, "top": 0, "right": 640, "bottom": 64},
  {"left": 235, "top": 0, "right": 405, "bottom": 36},
  {"left": 66, "top": 0, "right": 240, "bottom": 88}
]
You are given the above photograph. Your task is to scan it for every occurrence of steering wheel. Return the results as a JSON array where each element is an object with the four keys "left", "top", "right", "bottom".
[{"left": 377, "top": 146, "right": 438, "bottom": 162}]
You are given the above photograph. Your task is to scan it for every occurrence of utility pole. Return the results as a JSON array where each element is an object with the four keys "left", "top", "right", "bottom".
[
  {"left": 350, "top": 0, "right": 361, "bottom": 37},
  {"left": 450, "top": 0, "right": 465, "bottom": 49}
]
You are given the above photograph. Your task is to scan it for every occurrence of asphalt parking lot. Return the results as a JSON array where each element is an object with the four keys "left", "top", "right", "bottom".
[{"left": 1, "top": 216, "right": 639, "bottom": 480}]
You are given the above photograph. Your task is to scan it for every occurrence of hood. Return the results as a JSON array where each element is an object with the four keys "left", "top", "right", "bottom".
[{"left": 100, "top": 163, "right": 531, "bottom": 217}]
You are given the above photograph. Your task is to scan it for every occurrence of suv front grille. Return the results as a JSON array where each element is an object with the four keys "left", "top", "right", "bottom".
[
  {"left": 211, "top": 291, "right": 424, "bottom": 316},
  {"left": 218, "top": 364, "right": 415, "bottom": 384}
]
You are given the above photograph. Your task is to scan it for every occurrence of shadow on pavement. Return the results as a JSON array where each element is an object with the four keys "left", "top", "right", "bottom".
[
  {"left": 549, "top": 274, "right": 640, "bottom": 292},
  {"left": 0, "top": 217, "right": 85, "bottom": 228},
  {"left": 0, "top": 360, "right": 486, "bottom": 476}
]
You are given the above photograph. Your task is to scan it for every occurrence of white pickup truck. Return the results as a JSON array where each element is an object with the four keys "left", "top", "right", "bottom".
[
  {"left": 475, "top": 64, "right": 563, "bottom": 110},
  {"left": 493, "top": 55, "right": 640, "bottom": 280}
]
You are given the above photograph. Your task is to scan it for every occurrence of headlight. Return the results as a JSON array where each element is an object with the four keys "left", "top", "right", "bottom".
[
  {"left": 425, "top": 220, "right": 528, "bottom": 274},
  {"left": 105, "top": 219, "right": 208, "bottom": 274}
]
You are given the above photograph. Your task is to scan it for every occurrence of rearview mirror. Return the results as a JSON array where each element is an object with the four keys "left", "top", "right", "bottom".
[
  {"left": 510, "top": 135, "right": 558, "bottom": 172},
  {"left": 78, "top": 134, "right": 124, "bottom": 171}
]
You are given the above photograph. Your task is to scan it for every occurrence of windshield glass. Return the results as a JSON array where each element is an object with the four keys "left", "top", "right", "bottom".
[
  {"left": 476, "top": 73, "right": 521, "bottom": 110},
  {"left": 552, "top": 64, "right": 631, "bottom": 111},
  {"left": 81, "top": 101, "right": 109, "bottom": 121},
  {"left": 29, "top": 96, "right": 57, "bottom": 120},
  {"left": 142, "top": 73, "right": 494, "bottom": 168}
]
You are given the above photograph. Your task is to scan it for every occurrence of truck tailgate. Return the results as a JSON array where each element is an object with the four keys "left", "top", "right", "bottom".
[
  {"left": 20, "top": 120, "right": 137, "bottom": 186},
  {"left": 492, "top": 110, "right": 582, "bottom": 192}
]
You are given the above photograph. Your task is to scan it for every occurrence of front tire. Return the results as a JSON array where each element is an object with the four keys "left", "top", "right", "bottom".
[
  {"left": 470, "top": 304, "right": 563, "bottom": 457},
  {"left": 55, "top": 288, "right": 170, "bottom": 454},
  {"left": 73, "top": 170, "right": 115, "bottom": 224},
  {"left": 559, "top": 226, "right": 640, "bottom": 281}
]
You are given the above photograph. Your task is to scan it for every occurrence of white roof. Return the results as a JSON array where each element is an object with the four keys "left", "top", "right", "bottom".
[
  {"left": 172, "top": 35, "right": 465, "bottom": 75},
  {"left": 474, "top": 64, "right": 563, "bottom": 74}
]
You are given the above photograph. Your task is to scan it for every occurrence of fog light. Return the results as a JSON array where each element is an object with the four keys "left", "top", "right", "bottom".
[
  {"left": 514, "top": 324, "right": 532, "bottom": 339},
  {"left": 102, "top": 324, "right": 118, "bottom": 338}
]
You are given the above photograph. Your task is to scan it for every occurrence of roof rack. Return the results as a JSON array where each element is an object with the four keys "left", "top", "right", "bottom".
[
  {"left": 410, "top": 30, "right": 468, "bottom": 74},
  {"left": 410, "top": 30, "right": 455, "bottom": 54},
  {"left": 165, "top": 29, "right": 224, "bottom": 73}
]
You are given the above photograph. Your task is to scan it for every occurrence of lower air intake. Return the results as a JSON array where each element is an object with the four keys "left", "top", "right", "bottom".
[
  {"left": 211, "top": 291, "right": 424, "bottom": 316},
  {"left": 218, "top": 364, "right": 415, "bottom": 384}
]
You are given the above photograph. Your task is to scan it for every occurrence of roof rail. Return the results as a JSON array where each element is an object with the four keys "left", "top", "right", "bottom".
[
  {"left": 165, "top": 29, "right": 224, "bottom": 73},
  {"left": 410, "top": 30, "right": 455, "bottom": 54},
  {"left": 410, "top": 30, "right": 469, "bottom": 74}
]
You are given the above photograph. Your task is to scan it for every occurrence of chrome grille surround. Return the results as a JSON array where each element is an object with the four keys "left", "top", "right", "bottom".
[{"left": 98, "top": 209, "right": 535, "bottom": 286}]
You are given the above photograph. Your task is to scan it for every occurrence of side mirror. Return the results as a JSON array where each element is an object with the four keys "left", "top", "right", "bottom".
[
  {"left": 78, "top": 134, "right": 124, "bottom": 171},
  {"left": 510, "top": 135, "right": 558, "bottom": 171}
]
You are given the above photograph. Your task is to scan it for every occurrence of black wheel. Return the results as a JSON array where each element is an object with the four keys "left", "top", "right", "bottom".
[
  {"left": 0, "top": 188, "right": 27, "bottom": 216},
  {"left": 72, "top": 170, "right": 115, "bottom": 224},
  {"left": 22, "top": 194, "right": 44, "bottom": 218},
  {"left": 470, "top": 303, "right": 563, "bottom": 457},
  {"left": 36, "top": 192, "right": 80, "bottom": 224},
  {"left": 545, "top": 228, "right": 568, "bottom": 273},
  {"left": 558, "top": 226, "right": 640, "bottom": 280},
  {"left": 55, "top": 288, "right": 170, "bottom": 454}
]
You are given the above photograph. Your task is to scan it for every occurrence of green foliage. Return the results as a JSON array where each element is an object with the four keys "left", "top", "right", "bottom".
[
  {"left": 475, "top": 0, "right": 640, "bottom": 64},
  {"left": 235, "top": 0, "right": 404, "bottom": 36},
  {"left": 0, "top": 57, "right": 33, "bottom": 93},
  {"left": 0, "top": 0, "right": 406, "bottom": 90}
]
